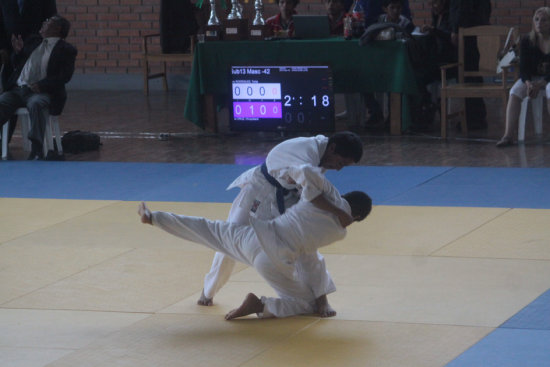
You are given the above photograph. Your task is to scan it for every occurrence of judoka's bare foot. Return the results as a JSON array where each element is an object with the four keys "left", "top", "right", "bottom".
[
  {"left": 225, "top": 293, "right": 263, "bottom": 320},
  {"left": 138, "top": 202, "right": 152, "bottom": 225},
  {"left": 197, "top": 289, "right": 213, "bottom": 306},
  {"left": 316, "top": 294, "right": 337, "bottom": 318}
]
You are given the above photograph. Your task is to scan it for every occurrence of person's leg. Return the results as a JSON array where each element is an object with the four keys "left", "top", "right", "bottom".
[
  {"left": 498, "top": 95, "right": 522, "bottom": 144},
  {"left": 250, "top": 252, "right": 317, "bottom": 319},
  {"left": 364, "top": 93, "right": 384, "bottom": 130},
  {"left": 149, "top": 209, "right": 259, "bottom": 266},
  {"left": 295, "top": 252, "right": 337, "bottom": 317},
  {"left": 0, "top": 90, "right": 25, "bottom": 128},
  {"left": 463, "top": 36, "right": 487, "bottom": 129},
  {"left": 199, "top": 188, "right": 250, "bottom": 305},
  {"left": 497, "top": 79, "right": 526, "bottom": 147},
  {"left": 224, "top": 293, "right": 264, "bottom": 320},
  {"left": 200, "top": 252, "right": 235, "bottom": 304},
  {"left": 0, "top": 90, "right": 25, "bottom": 155},
  {"left": 25, "top": 92, "right": 51, "bottom": 159},
  {"left": 7, "top": 116, "right": 18, "bottom": 143}
]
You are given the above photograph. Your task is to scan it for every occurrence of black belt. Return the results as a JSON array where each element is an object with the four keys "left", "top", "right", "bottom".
[{"left": 260, "top": 162, "right": 289, "bottom": 215}]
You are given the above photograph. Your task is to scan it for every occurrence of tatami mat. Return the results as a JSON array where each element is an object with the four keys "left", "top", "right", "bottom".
[
  {"left": 0, "top": 309, "right": 148, "bottom": 367},
  {"left": 45, "top": 314, "right": 318, "bottom": 367},
  {"left": 239, "top": 320, "right": 492, "bottom": 367},
  {"left": 433, "top": 208, "right": 550, "bottom": 260},
  {"left": 446, "top": 328, "right": 550, "bottom": 367},
  {"left": 1, "top": 163, "right": 550, "bottom": 366}
]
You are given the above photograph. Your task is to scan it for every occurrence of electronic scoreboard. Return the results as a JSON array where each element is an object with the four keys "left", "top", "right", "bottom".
[{"left": 229, "top": 65, "right": 335, "bottom": 132}]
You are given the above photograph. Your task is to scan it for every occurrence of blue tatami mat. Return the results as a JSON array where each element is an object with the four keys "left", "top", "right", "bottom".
[
  {"left": 383, "top": 167, "right": 550, "bottom": 209},
  {"left": 446, "top": 289, "right": 550, "bottom": 367},
  {"left": 501, "top": 288, "right": 550, "bottom": 330},
  {"left": 446, "top": 328, "right": 550, "bottom": 367},
  {"left": 0, "top": 162, "right": 448, "bottom": 204},
  {"left": 0, "top": 162, "right": 245, "bottom": 202},
  {"left": 2, "top": 162, "right": 550, "bottom": 209}
]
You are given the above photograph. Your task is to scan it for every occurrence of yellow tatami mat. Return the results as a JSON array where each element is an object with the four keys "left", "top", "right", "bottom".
[{"left": 1, "top": 199, "right": 550, "bottom": 367}]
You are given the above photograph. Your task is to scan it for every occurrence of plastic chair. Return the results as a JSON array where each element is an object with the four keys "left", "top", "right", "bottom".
[
  {"left": 518, "top": 94, "right": 544, "bottom": 142},
  {"left": 1, "top": 108, "right": 62, "bottom": 160}
]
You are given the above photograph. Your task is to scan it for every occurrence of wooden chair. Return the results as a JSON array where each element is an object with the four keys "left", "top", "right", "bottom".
[
  {"left": 142, "top": 34, "right": 195, "bottom": 95},
  {"left": 440, "top": 26, "right": 515, "bottom": 139}
]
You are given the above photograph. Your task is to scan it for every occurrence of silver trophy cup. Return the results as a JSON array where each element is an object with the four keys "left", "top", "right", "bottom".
[
  {"left": 207, "top": 0, "right": 220, "bottom": 26},
  {"left": 227, "top": 0, "right": 243, "bottom": 20},
  {"left": 252, "top": 0, "right": 265, "bottom": 26}
]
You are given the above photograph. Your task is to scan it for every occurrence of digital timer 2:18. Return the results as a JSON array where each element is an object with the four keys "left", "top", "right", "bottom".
[{"left": 229, "top": 65, "right": 334, "bottom": 132}]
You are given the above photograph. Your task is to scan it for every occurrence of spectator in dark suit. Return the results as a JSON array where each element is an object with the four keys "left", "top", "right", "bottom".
[
  {"left": 0, "top": 15, "right": 77, "bottom": 160},
  {"left": 0, "top": 0, "right": 57, "bottom": 145}
]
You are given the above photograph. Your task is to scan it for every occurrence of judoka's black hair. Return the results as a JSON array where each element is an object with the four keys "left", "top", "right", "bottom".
[
  {"left": 342, "top": 191, "right": 372, "bottom": 221},
  {"left": 328, "top": 131, "right": 363, "bottom": 163}
]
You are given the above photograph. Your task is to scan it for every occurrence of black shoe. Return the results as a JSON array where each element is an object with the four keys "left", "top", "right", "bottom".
[
  {"left": 44, "top": 150, "right": 65, "bottom": 161},
  {"left": 27, "top": 152, "right": 41, "bottom": 160},
  {"left": 28, "top": 140, "right": 44, "bottom": 160},
  {"left": 496, "top": 137, "right": 514, "bottom": 147}
]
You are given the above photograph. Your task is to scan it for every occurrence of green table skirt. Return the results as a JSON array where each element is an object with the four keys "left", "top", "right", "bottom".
[{"left": 184, "top": 38, "right": 418, "bottom": 130}]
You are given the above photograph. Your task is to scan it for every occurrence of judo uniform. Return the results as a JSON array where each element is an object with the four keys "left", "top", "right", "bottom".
[
  {"left": 151, "top": 175, "right": 349, "bottom": 318},
  {"left": 202, "top": 135, "right": 336, "bottom": 300}
]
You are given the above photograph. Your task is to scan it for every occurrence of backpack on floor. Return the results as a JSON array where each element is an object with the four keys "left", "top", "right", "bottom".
[{"left": 61, "top": 130, "right": 102, "bottom": 154}]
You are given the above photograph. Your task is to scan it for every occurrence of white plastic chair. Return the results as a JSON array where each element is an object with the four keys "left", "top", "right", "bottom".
[
  {"left": 1, "top": 107, "right": 62, "bottom": 160},
  {"left": 518, "top": 94, "right": 544, "bottom": 142}
]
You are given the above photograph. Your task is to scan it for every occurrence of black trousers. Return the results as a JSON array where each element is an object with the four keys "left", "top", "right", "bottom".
[{"left": 464, "top": 36, "right": 487, "bottom": 128}]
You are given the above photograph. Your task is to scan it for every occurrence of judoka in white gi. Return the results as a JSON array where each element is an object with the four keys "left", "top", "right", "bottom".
[
  {"left": 198, "top": 132, "right": 363, "bottom": 316},
  {"left": 138, "top": 182, "right": 372, "bottom": 319}
]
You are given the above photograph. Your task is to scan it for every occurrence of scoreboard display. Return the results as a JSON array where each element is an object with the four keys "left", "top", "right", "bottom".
[{"left": 229, "top": 65, "right": 334, "bottom": 132}]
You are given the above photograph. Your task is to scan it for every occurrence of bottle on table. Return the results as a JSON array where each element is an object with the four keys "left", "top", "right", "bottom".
[
  {"left": 348, "top": 0, "right": 365, "bottom": 38},
  {"left": 344, "top": 15, "right": 352, "bottom": 40}
]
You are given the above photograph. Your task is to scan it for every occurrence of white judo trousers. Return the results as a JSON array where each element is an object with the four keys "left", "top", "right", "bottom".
[
  {"left": 152, "top": 177, "right": 350, "bottom": 318},
  {"left": 152, "top": 211, "right": 321, "bottom": 318},
  {"left": 202, "top": 135, "right": 333, "bottom": 300}
]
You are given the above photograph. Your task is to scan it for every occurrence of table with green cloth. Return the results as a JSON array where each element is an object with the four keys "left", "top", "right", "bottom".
[{"left": 184, "top": 37, "right": 419, "bottom": 134}]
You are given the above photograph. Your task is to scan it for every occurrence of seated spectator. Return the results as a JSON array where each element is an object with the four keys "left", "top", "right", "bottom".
[
  {"left": 0, "top": 15, "right": 77, "bottom": 160},
  {"left": 326, "top": 0, "right": 346, "bottom": 35},
  {"left": 266, "top": 0, "right": 299, "bottom": 38},
  {"left": 421, "top": 0, "right": 455, "bottom": 67},
  {"left": 364, "top": 0, "right": 414, "bottom": 131},
  {"left": 377, "top": 0, "right": 415, "bottom": 35},
  {"left": 0, "top": 0, "right": 57, "bottom": 146},
  {"left": 497, "top": 7, "right": 550, "bottom": 147},
  {"left": 360, "top": 0, "right": 411, "bottom": 28}
]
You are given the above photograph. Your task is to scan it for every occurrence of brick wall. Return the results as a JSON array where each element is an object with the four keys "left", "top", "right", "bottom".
[{"left": 57, "top": 0, "right": 550, "bottom": 76}]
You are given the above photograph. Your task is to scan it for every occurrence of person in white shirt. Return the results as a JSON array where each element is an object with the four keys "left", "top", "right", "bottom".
[
  {"left": 0, "top": 15, "right": 76, "bottom": 160},
  {"left": 199, "top": 132, "right": 363, "bottom": 317},
  {"left": 138, "top": 182, "right": 372, "bottom": 319}
]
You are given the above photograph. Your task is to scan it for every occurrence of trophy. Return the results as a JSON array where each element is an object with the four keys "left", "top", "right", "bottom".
[
  {"left": 223, "top": 0, "right": 248, "bottom": 40},
  {"left": 205, "top": 0, "right": 222, "bottom": 40},
  {"left": 249, "top": 0, "right": 270, "bottom": 40}
]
